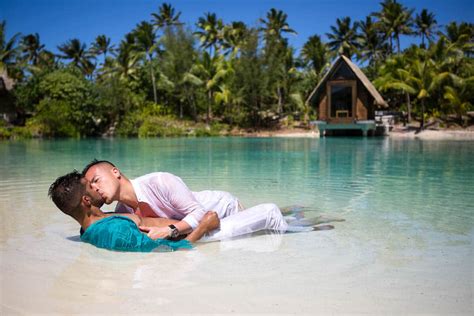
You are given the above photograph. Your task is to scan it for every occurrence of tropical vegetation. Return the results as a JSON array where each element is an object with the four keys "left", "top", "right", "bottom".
[{"left": 0, "top": 0, "right": 472, "bottom": 138}]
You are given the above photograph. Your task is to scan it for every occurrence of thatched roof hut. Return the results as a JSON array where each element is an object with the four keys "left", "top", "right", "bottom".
[
  {"left": 307, "top": 55, "right": 388, "bottom": 135},
  {"left": 307, "top": 55, "right": 387, "bottom": 108}
]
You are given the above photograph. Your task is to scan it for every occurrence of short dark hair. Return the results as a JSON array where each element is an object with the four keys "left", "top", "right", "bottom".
[
  {"left": 48, "top": 171, "right": 85, "bottom": 217},
  {"left": 81, "top": 159, "right": 116, "bottom": 176}
]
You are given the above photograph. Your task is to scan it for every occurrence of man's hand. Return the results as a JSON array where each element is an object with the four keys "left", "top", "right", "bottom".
[
  {"left": 200, "top": 211, "right": 220, "bottom": 232},
  {"left": 139, "top": 225, "right": 170, "bottom": 240},
  {"left": 184, "top": 211, "right": 220, "bottom": 243}
]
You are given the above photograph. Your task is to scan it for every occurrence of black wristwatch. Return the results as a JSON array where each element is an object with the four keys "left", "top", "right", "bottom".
[{"left": 168, "top": 224, "right": 180, "bottom": 238}]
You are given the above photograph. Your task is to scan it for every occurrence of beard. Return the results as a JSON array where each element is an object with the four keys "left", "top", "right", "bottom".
[{"left": 89, "top": 195, "right": 105, "bottom": 208}]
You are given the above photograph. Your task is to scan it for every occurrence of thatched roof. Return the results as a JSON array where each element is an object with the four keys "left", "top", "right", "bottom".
[
  {"left": 0, "top": 69, "right": 15, "bottom": 92},
  {"left": 306, "top": 55, "right": 388, "bottom": 107}
]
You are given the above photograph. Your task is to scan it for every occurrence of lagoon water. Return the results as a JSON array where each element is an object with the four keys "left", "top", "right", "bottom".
[{"left": 1, "top": 137, "right": 473, "bottom": 314}]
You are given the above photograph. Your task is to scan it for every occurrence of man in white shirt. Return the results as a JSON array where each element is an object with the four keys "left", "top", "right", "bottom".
[{"left": 82, "top": 160, "right": 293, "bottom": 240}]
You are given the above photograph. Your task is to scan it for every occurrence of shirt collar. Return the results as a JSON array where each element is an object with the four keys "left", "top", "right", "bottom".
[{"left": 130, "top": 178, "right": 144, "bottom": 202}]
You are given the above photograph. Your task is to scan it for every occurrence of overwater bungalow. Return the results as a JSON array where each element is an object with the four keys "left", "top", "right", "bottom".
[{"left": 307, "top": 55, "right": 388, "bottom": 136}]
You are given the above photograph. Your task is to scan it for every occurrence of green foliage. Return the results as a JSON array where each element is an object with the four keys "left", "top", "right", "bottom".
[
  {"left": 3, "top": 4, "right": 473, "bottom": 139},
  {"left": 301, "top": 35, "right": 329, "bottom": 74},
  {"left": 326, "top": 17, "right": 361, "bottom": 59},
  {"left": 29, "top": 69, "right": 103, "bottom": 137},
  {"left": 33, "top": 99, "right": 80, "bottom": 137},
  {"left": 116, "top": 102, "right": 229, "bottom": 138},
  {"left": 138, "top": 116, "right": 186, "bottom": 137},
  {"left": 0, "top": 119, "right": 11, "bottom": 138},
  {"left": 1, "top": 20, "right": 21, "bottom": 78},
  {"left": 159, "top": 26, "right": 197, "bottom": 118}
]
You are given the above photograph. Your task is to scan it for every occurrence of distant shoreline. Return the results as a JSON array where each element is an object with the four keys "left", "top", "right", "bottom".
[
  {"left": 389, "top": 128, "right": 474, "bottom": 140},
  {"left": 2, "top": 125, "right": 474, "bottom": 140},
  {"left": 235, "top": 125, "right": 474, "bottom": 140}
]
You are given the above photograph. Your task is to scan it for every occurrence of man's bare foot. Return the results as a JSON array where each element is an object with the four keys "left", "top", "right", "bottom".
[{"left": 312, "top": 224, "right": 334, "bottom": 231}]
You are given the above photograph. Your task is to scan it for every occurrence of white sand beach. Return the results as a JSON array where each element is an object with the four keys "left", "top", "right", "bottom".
[
  {"left": 239, "top": 126, "right": 474, "bottom": 140},
  {"left": 389, "top": 128, "right": 474, "bottom": 140},
  {"left": 1, "top": 202, "right": 472, "bottom": 315}
]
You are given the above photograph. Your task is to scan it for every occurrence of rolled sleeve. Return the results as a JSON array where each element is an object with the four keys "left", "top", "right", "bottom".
[{"left": 182, "top": 214, "right": 200, "bottom": 230}]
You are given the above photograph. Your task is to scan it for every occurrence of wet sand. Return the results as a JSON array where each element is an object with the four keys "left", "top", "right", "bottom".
[{"left": 1, "top": 203, "right": 472, "bottom": 315}]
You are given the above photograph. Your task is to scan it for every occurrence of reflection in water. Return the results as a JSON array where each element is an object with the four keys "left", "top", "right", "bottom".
[{"left": 215, "top": 231, "right": 284, "bottom": 253}]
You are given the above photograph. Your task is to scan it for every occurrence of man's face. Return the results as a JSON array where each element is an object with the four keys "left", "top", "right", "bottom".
[
  {"left": 84, "top": 164, "right": 121, "bottom": 204},
  {"left": 83, "top": 178, "right": 105, "bottom": 208}
]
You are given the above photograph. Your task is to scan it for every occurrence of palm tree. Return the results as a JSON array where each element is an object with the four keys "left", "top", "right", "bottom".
[
  {"left": 20, "top": 33, "right": 45, "bottom": 66},
  {"left": 278, "top": 46, "right": 301, "bottom": 115},
  {"left": 440, "top": 22, "right": 474, "bottom": 58},
  {"left": 36, "top": 50, "right": 56, "bottom": 70},
  {"left": 443, "top": 75, "right": 473, "bottom": 124},
  {"left": 109, "top": 33, "right": 141, "bottom": 82},
  {"left": 151, "top": 2, "right": 182, "bottom": 29},
  {"left": 442, "top": 22, "right": 473, "bottom": 45},
  {"left": 192, "top": 51, "right": 231, "bottom": 124},
  {"left": 259, "top": 8, "right": 297, "bottom": 41},
  {"left": 358, "top": 16, "right": 387, "bottom": 67},
  {"left": 90, "top": 35, "right": 115, "bottom": 60},
  {"left": 372, "top": 0, "right": 414, "bottom": 54},
  {"left": 181, "top": 71, "right": 203, "bottom": 121},
  {"left": 326, "top": 16, "right": 361, "bottom": 59},
  {"left": 57, "top": 38, "right": 94, "bottom": 75},
  {"left": 378, "top": 56, "right": 450, "bottom": 129},
  {"left": 222, "top": 21, "right": 248, "bottom": 57},
  {"left": 374, "top": 54, "right": 414, "bottom": 122},
  {"left": 0, "top": 20, "right": 21, "bottom": 78},
  {"left": 132, "top": 21, "right": 159, "bottom": 104},
  {"left": 259, "top": 9, "right": 297, "bottom": 115},
  {"left": 160, "top": 26, "right": 197, "bottom": 118},
  {"left": 301, "top": 35, "right": 329, "bottom": 74},
  {"left": 415, "top": 9, "right": 437, "bottom": 48},
  {"left": 194, "top": 12, "right": 224, "bottom": 56}
]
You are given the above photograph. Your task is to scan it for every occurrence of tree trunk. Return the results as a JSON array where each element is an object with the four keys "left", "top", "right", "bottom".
[
  {"left": 396, "top": 35, "right": 401, "bottom": 54},
  {"left": 149, "top": 61, "right": 158, "bottom": 104},
  {"left": 303, "top": 104, "right": 309, "bottom": 126},
  {"left": 277, "top": 86, "right": 282, "bottom": 115},
  {"left": 207, "top": 90, "right": 212, "bottom": 125},
  {"left": 406, "top": 92, "right": 411, "bottom": 123},
  {"left": 420, "top": 98, "right": 425, "bottom": 130},
  {"left": 187, "top": 90, "right": 197, "bottom": 122}
]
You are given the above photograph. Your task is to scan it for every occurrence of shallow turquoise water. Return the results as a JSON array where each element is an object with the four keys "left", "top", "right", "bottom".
[
  {"left": 1, "top": 137, "right": 472, "bottom": 236},
  {"left": 1, "top": 137, "right": 473, "bottom": 313}
]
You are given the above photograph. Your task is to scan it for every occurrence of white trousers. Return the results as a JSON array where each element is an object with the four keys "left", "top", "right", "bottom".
[
  {"left": 200, "top": 203, "right": 288, "bottom": 242},
  {"left": 193, "top": 190, "right": 242, "bottom": 219}
]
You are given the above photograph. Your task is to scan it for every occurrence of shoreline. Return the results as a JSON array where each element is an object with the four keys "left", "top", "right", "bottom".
[
  {"left": 236, "top": 126, "right": 474, "bottom": 140},
  {"left": 388, "top": 127, "right": 474, "bottom": 140},
  {"left": 2, "top": 126, "right": 474, "bottom": 141}
]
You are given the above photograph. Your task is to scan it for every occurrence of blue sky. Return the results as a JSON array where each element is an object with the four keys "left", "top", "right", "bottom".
[{"left": 1, "top": 0, "right": 473, "bottom": 55}]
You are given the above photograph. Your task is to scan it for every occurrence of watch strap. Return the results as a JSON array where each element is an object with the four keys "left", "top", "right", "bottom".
[{"left": 168, "top": 224, "right": 179, "bottom": 238}]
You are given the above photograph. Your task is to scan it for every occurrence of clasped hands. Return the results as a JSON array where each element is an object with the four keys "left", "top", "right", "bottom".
[{"left": 139, "top": 211, "right": 220, "bottom": 240}]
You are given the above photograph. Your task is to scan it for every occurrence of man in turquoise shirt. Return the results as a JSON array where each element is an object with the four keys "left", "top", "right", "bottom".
[{"left": 48, "top": 171, "right": 219, "bottom": 252}]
